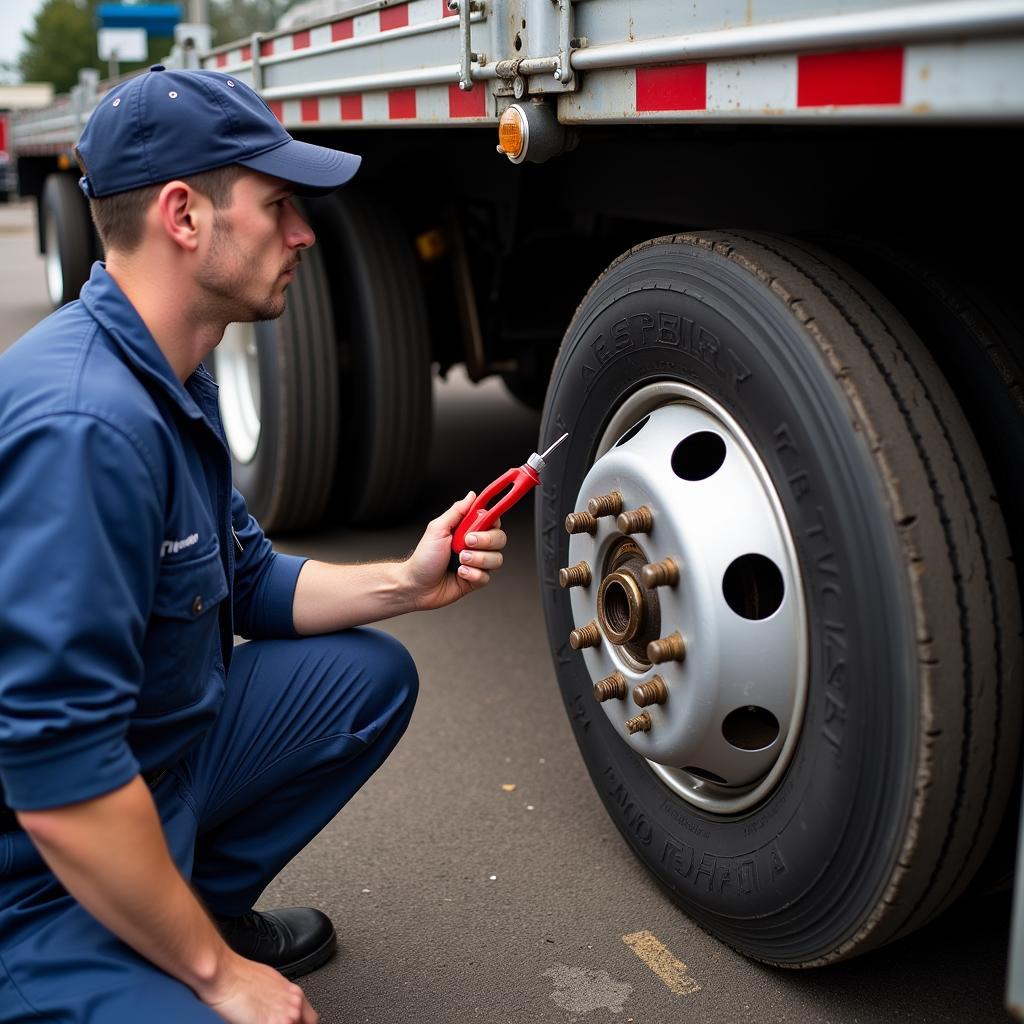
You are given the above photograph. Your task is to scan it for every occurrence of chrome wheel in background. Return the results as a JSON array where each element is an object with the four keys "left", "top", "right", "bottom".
[{"left": 216, "top": 322, "right": 261, "bottom": 466}]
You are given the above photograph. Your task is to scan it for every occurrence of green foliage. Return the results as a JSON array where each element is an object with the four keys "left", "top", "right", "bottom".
[
  {"left": 17, "top": 0, "right": 297, "bottom": 93},
  {"left": 208, "top": 0, "right": 293, "bottom": 47},
  {"left": 19, "top": 0, "right": 99, "bottom": 93}
]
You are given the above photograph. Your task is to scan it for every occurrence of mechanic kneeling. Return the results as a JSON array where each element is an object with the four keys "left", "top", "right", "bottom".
[{"left": 0, "top": 67, "right": 506, "bottom": 1024}]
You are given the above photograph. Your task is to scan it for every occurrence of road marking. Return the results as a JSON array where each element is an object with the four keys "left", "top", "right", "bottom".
[{"left": 622, "top": 930, "right": 701, "bottom": 995}]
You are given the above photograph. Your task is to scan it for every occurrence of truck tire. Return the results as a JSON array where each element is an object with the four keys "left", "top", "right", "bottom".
[
  {"left": 825, "top": 235, "right": 1024, "bottom": 891},
  {"left": 209, "top": 214, "right": 340, "bottom": 534},
  {"left": 823, "top": 234, "right": 1024, "bottom": 573},
  {"left": 41, "top": 173, "right": 93, "bottom": 308},
  {"left": 304, "top": 190, "right": 433, "bottom": 525},
  {"left": 535, "top": 231, "right": 1022, "bottom": 965}
]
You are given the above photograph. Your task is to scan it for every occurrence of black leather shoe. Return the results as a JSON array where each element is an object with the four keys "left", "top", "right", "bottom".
[{"left": 215, "top": 907, "right": 337, "bottom": 979}]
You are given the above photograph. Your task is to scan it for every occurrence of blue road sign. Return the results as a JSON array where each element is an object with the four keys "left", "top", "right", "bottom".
[{"left": 96, "top": 5, "right": 182, "bottom": 37}]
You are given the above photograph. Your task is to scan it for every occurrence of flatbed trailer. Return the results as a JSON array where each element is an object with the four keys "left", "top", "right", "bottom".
[{"left": 10, "top": 0, "right": 1024, "bottom": 999}]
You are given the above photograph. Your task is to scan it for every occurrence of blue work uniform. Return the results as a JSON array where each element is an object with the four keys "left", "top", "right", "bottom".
[{"left": 0, "top": 264, "right": 418, "bottom": 1021}]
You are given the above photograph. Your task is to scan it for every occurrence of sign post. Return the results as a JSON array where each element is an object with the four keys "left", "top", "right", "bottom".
[
  {"left": 97, "top": 27, "right": 148, "bottom": 78},
  {"left": 96, "top": 5, "right": 183, "bottom": 76}
]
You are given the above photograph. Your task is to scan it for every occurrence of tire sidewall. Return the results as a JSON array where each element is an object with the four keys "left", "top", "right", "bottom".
[
  {"left": 537, "top": 240, "right": 919, "bottom": 961},
  {"left": 43, "top": 175, "right": 92, "bottom": 307}
]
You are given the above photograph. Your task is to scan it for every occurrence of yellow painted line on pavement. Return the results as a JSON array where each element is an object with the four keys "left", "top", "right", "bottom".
[{"left": 622, "top": 930, "right": 701, "bottom": 996}]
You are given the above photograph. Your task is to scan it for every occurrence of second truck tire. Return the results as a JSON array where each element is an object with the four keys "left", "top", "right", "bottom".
[
  {"left": 305, "top": 190, "right": 434, "bottom": 526},
  {"left": 536, "top": 231, "right": 1022, "bottom": 965},
  {"left": 41, "top": 173, "right": 94, "bottom": 309},
  {"left": 210, "top": 207, "right": 340, "bottom": 534}
]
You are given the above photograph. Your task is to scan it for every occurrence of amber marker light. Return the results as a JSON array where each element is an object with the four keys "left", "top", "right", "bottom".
[{"left": 497, "top": 105, "right": 528, "bottom": 163}]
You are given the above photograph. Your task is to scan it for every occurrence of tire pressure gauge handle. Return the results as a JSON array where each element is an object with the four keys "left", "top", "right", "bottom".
[{"left": 448, "top": 432, "right": 569, "bottom": 573}]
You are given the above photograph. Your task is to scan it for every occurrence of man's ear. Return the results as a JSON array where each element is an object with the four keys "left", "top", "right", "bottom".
[{"left": 155, "top": 181, "right": 206, "bottom": 253}]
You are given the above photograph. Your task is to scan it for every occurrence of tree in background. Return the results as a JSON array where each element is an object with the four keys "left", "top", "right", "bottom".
[
  {"left": 20, "top": 0, "right": 101, "bottom": 93},
  {"left": 18, "top": 0, "right": 289, "bottom": 93},
  {"left": 208, "top": 0, "right": 292, "bottom": 45}
]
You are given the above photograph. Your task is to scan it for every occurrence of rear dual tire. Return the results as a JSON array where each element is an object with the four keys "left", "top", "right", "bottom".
[
  {"left": 210, "top": 192, "right": 433, "bottom": 533},
  {"left": 537, "top": 231, "right": 1021, "bottom": 965},
  {"left": 41, "top": 173, "right": 93, "bottom": 308}
]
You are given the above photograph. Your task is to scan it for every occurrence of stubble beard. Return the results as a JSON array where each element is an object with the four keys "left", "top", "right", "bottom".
[{"left": 200, "top": 214, "right": 289, "bottom": 324}]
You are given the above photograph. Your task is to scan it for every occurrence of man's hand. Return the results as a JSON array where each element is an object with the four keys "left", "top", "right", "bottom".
[
  {"left": 291, "top": 492, "right": 509, "bottom": 634},
  {"left": 17, "top": 777, "right": 318, "bottom": 1023},
  {"left": 406, "top": 491, "right": 508, "bottom": 611},
  {"left": 201, "top": 952, "right": 318, "bottom": 1024}
]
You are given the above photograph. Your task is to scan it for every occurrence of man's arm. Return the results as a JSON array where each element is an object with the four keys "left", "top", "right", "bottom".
[
  {"left": 18, "top": 778, "right": 316, "bottom": 1023},
  {"left": 292, "top": 492, "right": 507, "bottom": 635},
  {"left": 0, "top": 418, "right": 315, "bottom": 1022}
]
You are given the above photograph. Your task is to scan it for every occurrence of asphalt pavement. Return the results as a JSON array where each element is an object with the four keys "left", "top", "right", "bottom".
[{"left": 0, "top": 199, "right": 1016, "bottom": 1023}]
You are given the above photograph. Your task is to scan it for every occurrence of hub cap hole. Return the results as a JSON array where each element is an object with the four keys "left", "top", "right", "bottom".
[
  {"left": 723, "top": 554, "right": 784, "bottom": 620},
  {"left": 722, "top": 706, "right": 780, "bottom": 751},
  {"left": 615, "top": 415, "right": 650, "bottom": 447},
  {"left": 684, "top": 766, "right": 728, "bottom": 785},
  {"left": 671, "top": 431, "right": 726, "bottom": 480}
]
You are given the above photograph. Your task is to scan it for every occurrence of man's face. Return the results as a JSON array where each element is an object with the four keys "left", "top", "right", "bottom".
[{"left": 198, "top": 170, "right": 315, "bottom": 323}]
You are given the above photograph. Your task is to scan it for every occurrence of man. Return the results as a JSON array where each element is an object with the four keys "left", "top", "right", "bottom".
[{"left": 0, "top": 67, "right": 506, "bottom": 1023}]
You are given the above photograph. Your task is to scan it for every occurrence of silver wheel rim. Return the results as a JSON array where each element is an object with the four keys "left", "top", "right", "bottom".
[
  {"left": 217, "top": 322, "right": 262, "bottom": 464},
  {"left": 566, "top": 382, "right": 809, "bottom": 814},
  {"left": 44, "top": 214, "right": 63, "bottom": 307}
]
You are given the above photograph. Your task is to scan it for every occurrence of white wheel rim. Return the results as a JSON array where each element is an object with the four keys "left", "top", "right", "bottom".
[
  {"left": 44, "top": 215, "right": 63, "bottom": 307},
  {"left": 217, "top": 322, "right": 262, "bottom": 464},
  {"left": 567, "top": 381, "right": 809, "bottom": 814}
]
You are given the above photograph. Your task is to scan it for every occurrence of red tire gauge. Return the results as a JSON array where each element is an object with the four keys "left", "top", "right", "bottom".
[{"left": 448, "top": 432, "right": 569, "bottom": 574}]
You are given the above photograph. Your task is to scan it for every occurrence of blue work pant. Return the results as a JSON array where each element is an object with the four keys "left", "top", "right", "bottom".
[{"left": 0, "top": 628, "right": 418, "bottom": 1022}]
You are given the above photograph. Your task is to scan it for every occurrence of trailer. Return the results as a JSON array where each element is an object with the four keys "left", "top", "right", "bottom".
[{"left": 9, "top": 0, "right": 1024, "bottom": 987}]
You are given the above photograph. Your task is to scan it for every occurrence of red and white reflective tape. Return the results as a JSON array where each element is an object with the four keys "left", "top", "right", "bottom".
[
  {"left": 265, "top": 80, "right": 488, "bottom": 125},
  {"left": 205, "top": 28, "right": 1023, "bottom": 127},
  {"left": 636, "top": 48, "right": 904, "bottom": 111},
  {"left": 565, "top": 37, "right": 1024, "bottom": 119},
  {"left": 209, "top": 0, "right": 455, "bottom": 68}
]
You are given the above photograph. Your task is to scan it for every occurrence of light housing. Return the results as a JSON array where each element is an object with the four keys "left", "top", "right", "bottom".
[{"left": 496, "top": 100, "right": 576, "bottom": 165}]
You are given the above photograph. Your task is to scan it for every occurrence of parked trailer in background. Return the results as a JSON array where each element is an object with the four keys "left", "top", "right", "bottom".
[
  {"left": 0, "top": 114, "right": 15, "bottom": 200},
  {"left": 10, "top": 0, "right": 1024, "bottom": 989}
]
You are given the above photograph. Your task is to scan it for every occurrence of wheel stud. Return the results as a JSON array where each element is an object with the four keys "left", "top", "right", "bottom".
[
  {"left": 633, "top": 674, "right": 668, "bottom": 707},
  {"left": 569, "top": 620, "right": 601, "bottom": 650},
  {"left": 625, "top": 711, "right": 652, "bottom": 734},
  {"left": 587, "top": 491, "right": 623, "bottom": 518},
  {"left": 565, "top": 510, "right": 598, "bottom": 535},
  {"left": 559, "top": 561, "right": 592, "bottom": 588},
  {"left": 616, "top": 505, "right": 653, "bottom": 535},
  {"left": 593, "top": 672, "right": 627, "bottom": 701},
  {"left": 647, "top": 631, "right": 686, "bottom": 664},
  {"left": 641, "top": 557, "right": 679, "bottom": 588}
]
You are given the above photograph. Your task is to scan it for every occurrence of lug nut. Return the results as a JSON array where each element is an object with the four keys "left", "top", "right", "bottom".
[
  {"left": 625, "top": 711, "right": 652, "bottom": 734},
  {"left": 633, "top": 674, "right": 668, "bottom": 707},
  {"left": 587, "top": 491, "right": 623, "bottom": 518},
  {"left": 616, "top": 505, "right": 653, "bottom": 535},
  {"left": 565, "top": 510, "right": 598, "bottom": 535},
  {"left": 593, "top": 672, "right": 627, "bottom": 701},
  {"left": 569, "top": 620, "right": 601, "bottom": 650},
  {"left": 647, "top": 631, "right": 686, "bottom": 664},
  {"left": 641, "top": 557, "right": 679, "bottom": 589},
  {"left": 559, "top": 561, "right": 592, "bottom": 588}
]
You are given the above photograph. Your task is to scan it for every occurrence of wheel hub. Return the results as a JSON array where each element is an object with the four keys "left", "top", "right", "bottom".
[
  {"left": 217, "top": 322, "right": 262, "bottom": 464},
  {"left": 44, "top": 215, "right": 63, "bottom": 308},
  {"left": 562, "top": 383, "right": 809, "bottom": 814},
  {"left": 596, "top": 539, "right": 660, "bottom": 660}
]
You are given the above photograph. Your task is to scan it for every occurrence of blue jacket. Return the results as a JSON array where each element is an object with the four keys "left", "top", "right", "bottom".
[{"left": 0, "top": 263, "right": 306, "bottom": 812}]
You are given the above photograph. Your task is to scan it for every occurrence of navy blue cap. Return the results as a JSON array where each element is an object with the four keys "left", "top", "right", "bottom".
[{"left": 77, "top": 65, "right": 360, "bottom": 198}]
